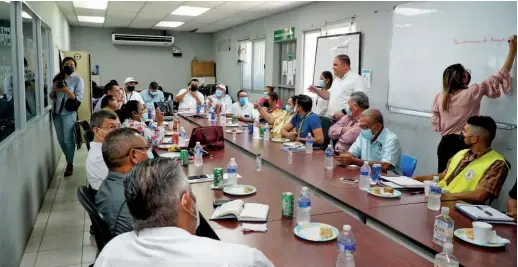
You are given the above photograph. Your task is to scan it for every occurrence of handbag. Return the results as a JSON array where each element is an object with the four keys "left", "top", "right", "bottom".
[{"left": 188, "top": 126, "right": 225, "bottom": 151}]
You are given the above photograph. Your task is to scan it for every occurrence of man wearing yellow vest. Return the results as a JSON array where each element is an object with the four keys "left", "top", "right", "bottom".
[{"left": 415, "top": 116, "right": 508, "bottom": 204}]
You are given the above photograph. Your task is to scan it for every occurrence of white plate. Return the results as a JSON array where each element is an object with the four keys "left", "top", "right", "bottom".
[
  {"left": 226, "top": 123, "right": 240, "bottom": 127},
  {"left": 165, "top": 131, "right": 177, "bottom": 136},
  {"left": 454, "top": 229, "right": 507, "bottom": 248},
  {"left": 223, "top": 185, "right": 257, "bottom": 196},
  {"left": 367, "top": 187, "right": 401, "bottom": 198},
  {"left": 293, "top": 223, "right": 339, "bottom": 242},
  {"left": 271, "top": 138, "right": 290, "bottom": 143},
  {"left": 283, "top": 142, "right": 303, "bottom": 148},
  {"left": 226, "top": 129, "right": 243, "bottom": 134},
  {"left": 158, "top": 144, "right": 176, "bottom": 150},
  {"left": 159, "top": 152, "right": 181, "bottom": 159}
]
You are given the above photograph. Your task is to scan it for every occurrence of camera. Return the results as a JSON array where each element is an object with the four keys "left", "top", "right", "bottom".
[{"left": 56, "top": 80, "right": 66, "bottom": 89}]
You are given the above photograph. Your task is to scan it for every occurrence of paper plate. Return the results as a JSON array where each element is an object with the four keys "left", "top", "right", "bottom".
[
  {"left": 158, "top": 144, "right": 176, "bottom": 150},
  {"left": 165, "top": 131, "right": 177, "bottom": 136},
  {"left": 454, "top": 229, "right": 506, "bottom": 248},
  {"left": 226, "top": 123, "right": 240, "bottom": 127},
  {"left": 293, "top": 223, "right": 339, "bottom": 242},
  {"left": 367, "top": 187, "right": 401, "bottom": 198},
  {"left": 271, "top": 138, "right": 290, "bottom": 143},
  {"left": 226, "top": 129, "right": 243, "bottom": 134},
  {"left": 162, "top": 137, "right": 172, "bottom": 144},
  {"left": 283, "top": 142, "right": 303, "bottom": 148},
  {"left": 159, "top": 152, "right": 181, "bottom": 159},
  {"left": 223, "top": 184, "right": 257, "bottom": 196}
]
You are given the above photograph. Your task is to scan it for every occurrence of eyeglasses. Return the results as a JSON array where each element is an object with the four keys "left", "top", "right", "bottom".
[
  {"left": 100, "top": 125, "right": 121, "bottom": 130},
  {"left": 112, "top": 146, "right": 150, "bottom": 160}
]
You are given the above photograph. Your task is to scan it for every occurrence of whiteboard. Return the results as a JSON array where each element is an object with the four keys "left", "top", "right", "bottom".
[
  {"left": 313, "top": 33, "right": 361, "bottom": 84},
  {"left": 388, "top": 1, "right": 517, "bottom": 126}
]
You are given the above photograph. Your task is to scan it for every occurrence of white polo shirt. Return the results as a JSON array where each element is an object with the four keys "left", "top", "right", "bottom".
[
  {"left": 176, "top": 89, "right": 205, "bottom": 113},
  {"left": 86, "top": 142, "right": 108, "bottom": 190},
  {"left": 326, "top": 70, "right": 365, "bottom": 116},
  {"left": 228, "top": 102, "right": 259, "bottom": 120},
  {"left": 124, "top": 91, "right": 144, "bottom": 104}
]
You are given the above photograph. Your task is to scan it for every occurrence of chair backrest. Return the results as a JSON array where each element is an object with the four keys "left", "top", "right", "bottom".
[
  {"left": 318, "top": 115, "right": 335, "bottom": 148},
  {"left": 487, "top": 159, "right": 513, "bottom": 205},
  {"left": 77, "top": 186, "right": 112, "bottom": 252},
  {"left": 401, "top": 154, "right": 418, "bottom": 177},
  {"left": 77, "top": 120, "right": 93, "bottom": 150}
]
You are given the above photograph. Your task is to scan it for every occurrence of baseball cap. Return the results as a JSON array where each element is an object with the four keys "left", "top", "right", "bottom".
[
  {"left": 216, "top": 84, "right": 226, "bottom": 89},
  {"left": 124, "top": 77, "right": 138, "bottom": 84}
]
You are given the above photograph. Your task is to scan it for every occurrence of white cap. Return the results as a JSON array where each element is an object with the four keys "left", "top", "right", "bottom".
[
  {"left": 216, "top": 84, "right": 226, "bottom": 89},
  {"left": 124, "top": 77, "right": 138, "bottom": 84},
  {"left": 442, "top": 242, "right": 453, "bottom": 253},
  {"left": 441, "top": 207, "right": 450, "bottom": 215},
  {"left": 343, "top": 225, "right": 351, "bottom": 231}
]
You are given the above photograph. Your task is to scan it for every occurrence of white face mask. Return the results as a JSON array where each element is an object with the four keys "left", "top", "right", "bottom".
[{"left": 182, "top": 195, "right": 200, "bottom": 230}]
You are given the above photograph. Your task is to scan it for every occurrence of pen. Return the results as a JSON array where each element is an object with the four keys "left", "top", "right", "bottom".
[
  {"left": 476, "top": 206, "right": 493, "bottom": 216},
  {"left": 410, "top": 191, "right": 424, "bottom": 195}
]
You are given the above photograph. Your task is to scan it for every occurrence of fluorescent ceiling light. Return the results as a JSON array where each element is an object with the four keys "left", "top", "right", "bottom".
[
  {"left": 22, "top": 11, "right": 32, "bottom": 19},
  {"left": 395, "top": 8, "right": 437, "bottom": 16},
  {"left": 73, "top": 1, "right": 108, "bottom": 10},
  {"left": 171, "top": 6, "right": 210, "bottom": 16},
  {"left": 155, "top": 21, "right": 185, "bottom": 28},
  {"left": 77, "top": 16, "right": 105, "bottom": 23}
]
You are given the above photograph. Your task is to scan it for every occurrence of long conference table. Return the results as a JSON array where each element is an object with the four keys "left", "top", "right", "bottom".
[{"left": 155, "top": 115, "right": 516, "bottom": 267}]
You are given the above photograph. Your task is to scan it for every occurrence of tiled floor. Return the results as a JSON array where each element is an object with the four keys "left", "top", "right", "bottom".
[{"left": 19, "top": 147, "right": 98, "bottom": 267}]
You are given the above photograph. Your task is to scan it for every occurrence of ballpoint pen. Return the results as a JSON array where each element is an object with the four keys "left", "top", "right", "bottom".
[{"left": 476, "top": 205, "right": 493, "bottom": 216}]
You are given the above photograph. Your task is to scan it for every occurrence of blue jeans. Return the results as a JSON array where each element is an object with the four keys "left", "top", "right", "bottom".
[{"left": 53, "top": 112, "right": 77, "bottom": 164}]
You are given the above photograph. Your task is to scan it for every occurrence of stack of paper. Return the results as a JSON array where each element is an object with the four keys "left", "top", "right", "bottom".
[
  {"left": 381, "top": 176, "right": 424, "bottom": 188},
  {"left": 455, "top": 204, "right": 515, "bottom": 224}
]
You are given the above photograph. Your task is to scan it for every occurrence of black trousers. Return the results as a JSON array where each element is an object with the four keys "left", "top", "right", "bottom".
[{"left": 437, "top": 134, "right": 468, "bottom": 173}]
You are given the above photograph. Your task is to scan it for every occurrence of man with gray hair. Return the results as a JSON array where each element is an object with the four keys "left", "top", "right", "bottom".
[
  {"left": 308, "top": 54, "right": 365, "bottom": 119},
  {"left": 86, "top": 110, "right": 120, "bottom": 191},
  {"left": 94, "top": 158, "right": 274, "bottom": 267},
  {"left": 95, "top": 128, "right": 149, "bottom": 237},
  {"left": 335, "top": 108, "right": 402, "bottom": 174},
  {"left": 328, "top": 91, "right": 370, "bottom": 152}
]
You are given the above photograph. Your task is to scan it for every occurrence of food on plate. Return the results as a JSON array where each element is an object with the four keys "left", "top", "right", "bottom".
[
  {"left": 383, "top": 187, "right": 394, "bottom": 194},
  {"left": 244, "top": 186, "right": 254, "bottom": 193},
  {"left": 167, "top": 145, "right": 181, "bottom": 152},
  {"left": 319, "top": 227, "right": 333, "bottom": 238},
  {"left": 465, "top": 228, "right": 474, "bottom": 240},
  {"left": 373, "top": 187, "right": 381, "bottom": 195}
]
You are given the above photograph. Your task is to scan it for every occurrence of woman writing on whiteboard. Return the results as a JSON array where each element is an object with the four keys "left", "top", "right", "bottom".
[{"left": 432, "top": 35, "right": 517, "bottom": 173}]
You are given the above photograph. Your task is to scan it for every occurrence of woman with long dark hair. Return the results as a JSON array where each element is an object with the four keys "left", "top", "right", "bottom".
[
  {"left": 313, "top": 71, "right": 333, "bottom": 115},
  {"left": 432, "top": 35, "right": 516, "bottom": 173},
  {"left": 120, "top": 100, "right": 165, "bottom": 146},
  {"left": 50, "top": 57, "right": 84, "bottom": 176}
]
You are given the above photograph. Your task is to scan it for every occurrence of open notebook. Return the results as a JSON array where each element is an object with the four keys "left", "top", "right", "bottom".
[
  {"left": 455, "top": 203, "right": 515, "bottom": 225},
  {"left": 210, "top": 200, "right": 269, "bottom": 222},
  {"left": 381, "top": 176, "right": 424, "bottom": 189}
]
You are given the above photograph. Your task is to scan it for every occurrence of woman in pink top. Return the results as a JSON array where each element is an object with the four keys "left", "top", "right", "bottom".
[
  {"left": 258, "top": 86, "right": 282, "bottom": 107},
  {"left": 432, "top": 35, "right": 517, "bottom": 172}
]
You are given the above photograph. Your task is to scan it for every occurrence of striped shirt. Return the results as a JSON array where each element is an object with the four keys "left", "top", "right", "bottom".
[{"left": 328, "top": 114, "right": 361, "bottom": 152}]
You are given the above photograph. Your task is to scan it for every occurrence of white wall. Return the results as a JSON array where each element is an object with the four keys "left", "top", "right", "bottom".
[
  {"left": 70, "top": 27, "right": 214, "bottom": 94},
  {"left": 213, "top": 1, "right": 517, "bottom": 210}
]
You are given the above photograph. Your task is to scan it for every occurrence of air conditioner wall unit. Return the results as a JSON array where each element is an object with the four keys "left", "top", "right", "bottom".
[{"left": 112, "top": 34, "right": 174, "bottom": 47}]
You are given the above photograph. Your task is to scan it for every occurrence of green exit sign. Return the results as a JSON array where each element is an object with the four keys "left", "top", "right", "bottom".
[{"left": 274, "top": 27, "right": 295, "bottom": 42}]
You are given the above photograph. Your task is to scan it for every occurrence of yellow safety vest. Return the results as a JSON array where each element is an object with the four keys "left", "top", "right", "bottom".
[{"left": 438, "top": 149, "right": 505, "bottom": 194}]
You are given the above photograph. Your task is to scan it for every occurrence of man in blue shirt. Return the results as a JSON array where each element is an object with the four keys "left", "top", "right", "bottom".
[
  {"left": 335, "top": 109, "right": 402, "bottom": 174},
  {"left": 281, "top": 94, "right": 324, "bottom": 145},
  {"left": 140, "top": 81, "right": 164, "bottom": 108}
]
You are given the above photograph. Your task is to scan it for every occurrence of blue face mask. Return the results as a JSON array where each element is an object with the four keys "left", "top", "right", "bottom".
[
  {"left": 263, "top": 91, "right": 268, "bottom": 97},
  {"left": 317, "top": 80, "right": 325, "bottom": 88},
  {"left": 360, "top": 128, "right": 374, "bottom": 141},
  {"left": 285, "top": 104, "right": 293, "bottom": 113},
  {"left": 345, "top": 104, "right": 353, "bottom": 116},
  {"left": 215, "top": 90, "right": 223, "bottom": 97},
  {"left": 149, "top": 90, "right": 157, "bottom": 96},
  {"left": 147, "top": 150, "right": 155, "bottom": 159},
  {"left": 239, "top": 97, "right": 248, "bottom": 106}
]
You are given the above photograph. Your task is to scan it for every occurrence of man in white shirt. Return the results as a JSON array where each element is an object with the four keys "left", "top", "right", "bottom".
[
  {"left": 94, "top": 82, "right": 122, "bottom": 112},
  {"left": 123, "top": 77, "right": 144, "bottom": 104},
  {"left": 228, "top": 90, "right": 258, "bottom": 123},
  {"left": 175, "top": 79, "right": 205, "bottom": 113},
  {"left": 95, "top": 158, "right": 274, "bottom": 267},
  {"left": 86, "top": 110, "right": 120, "bottom": 190},
  {"left": 308, "top": 54, "right": 365, "bottom": 119},
  {"left": 208, "top": 84, "right": 233, "bottom": 112}
]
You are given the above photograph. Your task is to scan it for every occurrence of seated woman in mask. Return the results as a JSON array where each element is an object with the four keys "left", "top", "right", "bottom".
[
  {"left": 140, "top": 81, "right": 164, "bottom": 108},
  {"left": 255, "top": 94, "right": 297, "bottom": 138},
  {"left": 120, "top": 100, "right": 165, "bottom": 146}
]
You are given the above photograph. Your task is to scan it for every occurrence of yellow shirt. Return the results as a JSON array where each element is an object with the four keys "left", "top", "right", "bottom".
[{"left": 269, "top": 109, "right": 293, "bottom": 138}]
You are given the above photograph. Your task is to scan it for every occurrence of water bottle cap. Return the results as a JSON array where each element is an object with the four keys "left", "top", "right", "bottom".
[
  {"left": 433, "top": 176, "right": 439, "bottom": 181},
  {"left": 196, "top": 142, "right": 201, "bottom": 145},
  {"left": 441, "top": 207, "right": 450, "bottom": 215},
  {"left": 230, "top": 158, "right": 235, "bottom": 161},
  {"left": 443, "top": 242, "right": 453, "bottom": 253},
  {"left": 373, "top": 163, "right": 381, "bottom": 167},
  {"left": 363, "top": 161, "right": 368, "bottom": 165},
  {"left": 302, "top": 186, "right": 309, "bottom": 191},
  {"left": 343, "top": 225, "right": 351, "bottom": 231}
]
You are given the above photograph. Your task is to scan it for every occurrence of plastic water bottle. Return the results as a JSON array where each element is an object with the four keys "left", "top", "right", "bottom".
[
  {"left": 178, "top": 127, "right": 187, "bottom": 147},
  {"left": 433, "top": 207, "right": 455, "bottom": 247},
  {"left": 428, "top": 185, "right": 442, "bottom": 211},
  {"left": 336, "top": 225, "right": 356, "bottom": 267},
  {"left": 194, "top": 142, "right": 203, "bottom": 167},
  {"left": 288, "top": 148, "right": 293, "bottom": 164},
  {"left": 433, "top": 175, "right": 439, "bottom": 186},
  {"left": 264, "top": 124, "right": 270, "bottom": 140},
  {"left": 147, "top": 105, "right": 154, "bottom": 120},
  {"left": 434, "top": 243, "right": 459, "bottom": 267},
  {"left": 256, "top": 153, "right": 262, "bottom": 171},
  {"left": 227, "top": 158, "right": 238, "bottom": 186},
  {"left": 324, "top": 144, "right": 334, "bottom": 169},
  {"left": 359, "top": 161, "right": 371, "bottom": 190},
  {"left": 305, "top": 133, "right": 313, "bottom": 154},
  {"left": 296, "top": 187, "right": 311, "bottom": 225}
]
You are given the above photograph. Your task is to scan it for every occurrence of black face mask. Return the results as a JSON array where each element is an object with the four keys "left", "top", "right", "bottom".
[
  {"left": 127, "top": 86, "right": 135, "bottom": 92},
  {"left": 263, "top": 100, "right": 270, "bottom": 108},
  {"left": 190, "top": 85, "right": 198, "bottom": 92},
  {"left": 63, "top": 66, "right": 74, "bottom": 75}
]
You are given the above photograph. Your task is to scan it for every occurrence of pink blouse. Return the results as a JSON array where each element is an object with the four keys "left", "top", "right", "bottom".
[{"left": 432, "top": 69, "right": 511, "bottom": 136}]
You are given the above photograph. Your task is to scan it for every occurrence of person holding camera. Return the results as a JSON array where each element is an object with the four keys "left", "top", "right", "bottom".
[
  {"left": 50, "top": 57, "right": 84, "bottom": 177},
  {"left": 175, "top": 79, "right": 204, "bottom": 113}
]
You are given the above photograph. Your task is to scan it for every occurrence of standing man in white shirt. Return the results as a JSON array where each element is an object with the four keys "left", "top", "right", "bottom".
[
  {"left": 123, "top": 77, "right": 144, "bottom": 104},
  {"left": 95, "top": 158, "right": 274, "bottom": 267},
  {"left": 308, "top": 54, "right": 365, "bottom": 119},
  {"left": 86, "top": 110, "right": 120, "bottom": 191},
  {"left": 228, "top": 90, "right": 258, "bottom": 123},
  {"left": 175, "top": 79, "right": 204, "bottom": 113}
]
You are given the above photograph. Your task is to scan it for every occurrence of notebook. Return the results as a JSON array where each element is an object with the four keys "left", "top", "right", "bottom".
[
  {"left": 210, "top": 200, "right": 269, "bottom": 222},
  {"left": 455, "top": 203, "right": 515, "bottom": 225},
  {"left": 381, "top": 176, "right": 424, "bottom": 188}
]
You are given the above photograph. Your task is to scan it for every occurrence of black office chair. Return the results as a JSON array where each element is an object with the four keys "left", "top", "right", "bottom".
[
  {"left": 319, "top": 115, "right": 335, "bottom": 148},
  {"left": 77, "top": 120, "right": 94, "bottom": 150},
  {"left": 77, "top": 186, "right": 112, "bottom": 253}
]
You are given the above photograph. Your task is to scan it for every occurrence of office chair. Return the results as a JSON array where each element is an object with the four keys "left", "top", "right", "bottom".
[
  {"left": 318, "top": 115, "right": 335, "bottom": 148},
  {"left": 401, "top": 154, "right": 418, "bottom": 177},
  {"left": 77, "top": 186, "right": 112, "bottom": 253},
  {"left": 77, "top": 120, "right": 94, "bottom": 150}
]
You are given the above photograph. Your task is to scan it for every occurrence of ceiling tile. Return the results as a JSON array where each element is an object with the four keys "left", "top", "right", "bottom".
[
  {"left": 104, "top": 16, "right": 133, "bottom": 26},
  {"left": 56, "top": 1, "right": 75, "bottom": 12},
  {"left": 129, "top": 19, "right": 159, "bottom": 29},
  {"left": 139, "top": 2, "right": 184, "bottom": 14},
  {"left": 182, "top": 1, "right": 225, "bottom": 8},
  {"left": 215, "top": 1, "right": 265, "bottom": 10},
  {"left": 162, "top": 14, "right": 196, "bottom": 22},
  {"left": 79, "top": 22, "right": 104, "bottom": 28},
  {"left": 73, "top": 8, "right": 106, "bottom": 17},
  {"left": 104, "top": 21, "right": 131, "bottom": 28},
  {"left": 106, "top": 9, "right": 139, "bottom": 19},
  {"left": 107, "top": 1, "right": 146, "bottom": 12}
]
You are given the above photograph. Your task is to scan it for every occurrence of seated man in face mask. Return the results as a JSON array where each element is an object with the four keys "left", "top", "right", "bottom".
[
  {"left": 254, "top": 91, "right": 288, "bottom": 136},
  {"left": 95, "top": 128, "right": 150, "bottom": 237},
  {"left": 175, "top": 79, "right": 204, "bottom": 113},
  {"left": 281, "top": 94, "right": 324, "bottom": 145},
  {"left": 94, "top": 82, "right": 122, "bottom": 112},
  {"left": 334, "top": 109, "right": 402, "bottom": 174},
  {"left": 123, "top": 77, "right": 144, "bottom": 104},
  {"left": 94, "top": 158, "right": 274, "bottom": 267},
  {"left": 415, "top": 116, "right": 509, "bottom": 204},
  {"left": 208, "top": 84, "right": 233, "bottom": 112},
  {"left": 140, "top": 81, "right": 165, "bottom": 107},
  {"left": 228, "top": 90, "right": 258, "bottom": 123},
  {"left": 328, "top": 92, "right": 369, "bottom": 152}
]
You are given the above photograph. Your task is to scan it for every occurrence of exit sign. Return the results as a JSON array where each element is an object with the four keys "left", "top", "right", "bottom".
[{"left": 274, "top": 27, "right": 295, "bottom": 42}]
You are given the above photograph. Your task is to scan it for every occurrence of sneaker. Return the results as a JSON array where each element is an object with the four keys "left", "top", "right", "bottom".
[{"left": 64, "top": 163, "right": 73, "bottom": 177}]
